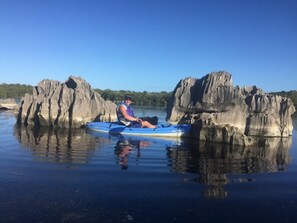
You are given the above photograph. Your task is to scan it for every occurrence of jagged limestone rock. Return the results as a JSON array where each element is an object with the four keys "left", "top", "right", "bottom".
[
  {"left": 16, "top": 76, "right": 117, "bottom": 128},
  {"left": 166, "top": 71, "right": 295, "bottom": 146}
]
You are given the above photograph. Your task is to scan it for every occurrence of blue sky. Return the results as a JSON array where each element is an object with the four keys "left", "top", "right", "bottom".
[{"left": 0, "top": 0, "right": 296, "bottom": 92}]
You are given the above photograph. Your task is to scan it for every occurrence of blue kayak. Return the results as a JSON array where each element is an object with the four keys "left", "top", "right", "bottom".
[{"left": 86, "top": 122, "right": 191, "bottom": 138}]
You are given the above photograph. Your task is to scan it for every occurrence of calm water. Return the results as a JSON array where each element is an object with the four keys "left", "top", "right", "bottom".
[{"left": 1, "top": 108, "right": 297, "bottom": 223}]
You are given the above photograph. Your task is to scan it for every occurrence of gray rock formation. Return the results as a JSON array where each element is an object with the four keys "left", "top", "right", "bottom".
[
  {"left": 166, "top": 71, "right": 295, "bottom": 146},
  {"left": 16, "top": 76, "right": 117, "bottom": 128},
  {"left": 0, "top": 98, "right": 17, "bottom": 110}
]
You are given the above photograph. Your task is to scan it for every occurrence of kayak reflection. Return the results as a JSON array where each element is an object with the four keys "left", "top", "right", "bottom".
[
  {"left": 114, "top": 137, "right": 152, "bottom": 170},
  {"left": 86, "top": 128, "right": 182, "bottom": 170}
]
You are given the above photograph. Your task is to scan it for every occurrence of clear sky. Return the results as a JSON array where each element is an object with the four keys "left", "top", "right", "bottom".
[{"left": 0, "top": 0, "right": 296, "bottom": 92}]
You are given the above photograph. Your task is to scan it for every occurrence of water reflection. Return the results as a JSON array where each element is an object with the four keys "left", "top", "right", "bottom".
[
  {"left": 114, "top": 137, "right": 152, "bottom": 170},
  {"left": 13, "top": 122, "right": 293, "bottom": 198},
  {"left": 13, "top": 124, "right": 107, "bottom": 164},
  {"left": 167, "top": 138, "right": 292, "bottom": 198}
]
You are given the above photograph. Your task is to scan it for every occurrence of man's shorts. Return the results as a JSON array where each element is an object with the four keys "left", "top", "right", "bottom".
[{"left": 130, "top": 122, "right": 142, "bottom": 128}]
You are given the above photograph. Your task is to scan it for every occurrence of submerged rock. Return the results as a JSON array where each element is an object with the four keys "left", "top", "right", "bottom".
[
  {"left": 166, "top": 71, "right": 295, "bottom": 146},
  {"left": 16, "top": 76, "right": 117, "bottom": 128}
]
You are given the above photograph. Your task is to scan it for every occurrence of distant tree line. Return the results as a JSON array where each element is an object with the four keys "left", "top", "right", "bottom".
[
  {"left": 0, "top": 84, "right": 172, "bottom": 107},
  {"left": 0, "top": 84, "right": 33, "bottom": 99},
  {"left": 1, "top": 83, "right": 296, "bottom": 109},
  {"left": 95, "top": 89, "right": 172, "bottom": 108}
]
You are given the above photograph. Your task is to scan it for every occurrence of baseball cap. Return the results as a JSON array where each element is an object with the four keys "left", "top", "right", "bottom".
[{"left": 125, "top": 94, "right": 132, "bottom": 100}]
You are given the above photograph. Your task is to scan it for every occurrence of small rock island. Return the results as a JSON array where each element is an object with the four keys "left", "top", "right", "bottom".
[
  {"left": 166, "top": 71, "right": 295, "bottom": 146},
  {"left": 0, "top": 98, "right": 17, "bottom": 110},
  {"left": 16, "top": 76, "right": 117, "bottom": 128}
]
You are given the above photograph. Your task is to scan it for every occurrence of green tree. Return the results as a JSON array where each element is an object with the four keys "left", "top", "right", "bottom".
[
  {"left": 94, "top": 89, "right": 172, "bottom": 108},
  {"left": 0, "top": 83, "right": 33, "bottom": 99}
]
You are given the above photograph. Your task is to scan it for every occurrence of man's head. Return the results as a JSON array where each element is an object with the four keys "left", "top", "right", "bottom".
[{"left": 124, "top": 94, "right": 132, "bottom": 104}]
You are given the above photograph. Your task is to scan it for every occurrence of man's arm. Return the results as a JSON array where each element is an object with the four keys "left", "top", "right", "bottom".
[{"left": 119, "top": 106, "right": 139, "bottom": 122}]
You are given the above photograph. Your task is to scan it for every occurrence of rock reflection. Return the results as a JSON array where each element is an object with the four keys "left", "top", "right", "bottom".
[
  {"left": 13, "top": 124, "right": 106, "bottom": 164},
  {"left": 167, "top": 137, "right": 292, "bottom": 198}
]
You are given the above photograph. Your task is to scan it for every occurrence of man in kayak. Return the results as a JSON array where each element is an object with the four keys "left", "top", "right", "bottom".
[{"left": 116, "top": 94, "right": 157, "bottom": 128}]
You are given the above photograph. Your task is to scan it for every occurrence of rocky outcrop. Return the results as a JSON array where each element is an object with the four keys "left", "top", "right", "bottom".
[
  {"left": 0, "top": 98, "right": 17, "bottom": 110},
  {"left": 166, "top": 71, "right": 295, "bottom": 146},
  {"left": 16, "top": 76, "right": 117, "bottom": 128}
]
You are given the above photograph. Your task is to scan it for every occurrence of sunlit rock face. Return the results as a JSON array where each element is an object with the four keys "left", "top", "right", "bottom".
[
  {"left": 0, "top": 98, "right": 17, "bottom": 110},
  {"left": 16, "top": 76, "right": 117, "bottom": 128},
  {"left": 166, "top": 71, "right": 295, "bottom": 146}
]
